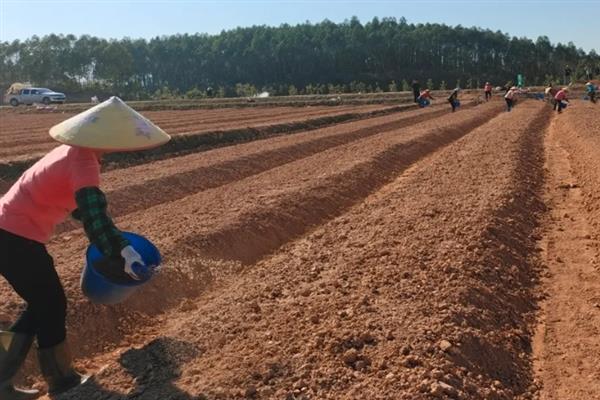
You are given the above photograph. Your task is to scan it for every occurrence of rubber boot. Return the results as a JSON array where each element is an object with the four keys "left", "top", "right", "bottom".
[
  {"left": 0, "top": 331, "right": 39, "bottom": 400},
  {"left": 37, "top": 340, "right": 89, "bottom": 396}
]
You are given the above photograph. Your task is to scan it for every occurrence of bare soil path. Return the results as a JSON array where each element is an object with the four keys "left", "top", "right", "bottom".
[{"left": 533, "top": 104, "right": 600, "bottom": 400}]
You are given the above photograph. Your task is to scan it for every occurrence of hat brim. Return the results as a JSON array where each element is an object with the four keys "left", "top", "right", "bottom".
[
  {"left": 49, "top": 135, "right": 171, "bottom": 152},
  {"left": 49, "top": 97, "right": 171, "bottom": 152}
]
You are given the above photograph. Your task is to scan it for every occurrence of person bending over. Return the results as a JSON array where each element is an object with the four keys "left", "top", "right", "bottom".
[{"left": 0, "top": 97, "right": 170, "bottom": 399}]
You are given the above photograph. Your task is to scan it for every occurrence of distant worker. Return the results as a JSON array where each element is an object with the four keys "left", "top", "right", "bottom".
[
  {"left": 411, "top": 80, "right": 420, "bottom": 103},
  {"left": 447, "top": 88, "right": 460, "bottom": 112},
  {"left": 504, "top": 86, "right": 518, "bottom": 112},
  {"left": 554, "top": 87, "right": 569, "bottom": 113},
  {"left": 206, "top": 86, "right": 214, "bottom": 97},
  {"left": 484, "top": 82, "right": 493, "bottom": 101},
  {"left": 545, "top": 84, "right": 557, "bottom": 106},
  {"left": 585, "top": 66, "right": 593, "bottom": 81},
  {"left": 417, "top": 89, "right": 434, "bottom": 107},
  {"left": 0, "top": 97, "right": 170, "bottom": 399},
  {"left": 564, "top": 65, "right": 572, "bottom": 85},
  {"left": 586, "top": 82, "right": 597, "bottom": 104}
]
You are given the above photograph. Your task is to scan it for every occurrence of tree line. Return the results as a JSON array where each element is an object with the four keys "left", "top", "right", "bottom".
[{"left": 2, "top": 17, "right": 598, "bottom": 99}]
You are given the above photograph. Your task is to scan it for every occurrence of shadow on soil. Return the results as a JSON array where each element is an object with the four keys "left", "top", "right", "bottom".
[{"left": 56, "top": 338, "right": 202, "bottom": 400}]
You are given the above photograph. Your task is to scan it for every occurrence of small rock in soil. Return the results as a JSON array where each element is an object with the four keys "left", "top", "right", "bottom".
[{"left": 439, "top": 339, "right": 453, "bottom": 352}]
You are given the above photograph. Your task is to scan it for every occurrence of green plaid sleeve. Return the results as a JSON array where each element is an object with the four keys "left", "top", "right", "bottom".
[
  {"left": 75, "top": 186, "right": 129, "bottom": 257},
  {"left": 71, "top": 208, "right": 82, "bottom": 221}
]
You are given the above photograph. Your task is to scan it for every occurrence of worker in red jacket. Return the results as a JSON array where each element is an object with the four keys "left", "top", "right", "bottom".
[
  {"left": 554, "top": 88, "right": 569, "bottom": 113},
  {"left": 417, "top": 89, "right": 434, "bottom": 107}
]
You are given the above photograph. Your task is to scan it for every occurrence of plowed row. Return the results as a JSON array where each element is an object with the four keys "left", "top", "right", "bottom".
[
  {"left": 551, "top": 102, "right": 600, "bottom": 242},
  {"left": 146, "top": 101, "right": 546, "bottom": 400},
  {"left": 53, "top": 104, "right": 456, "bottom": 234},
  {"left": 0, "top": 105, "right": 384, "bottom": 139},
  {"left": 51, "top": 100, "right": 548, "bottom": 400},
  {"left": 8, "top": 101, "right": 498, "bottom": 317},
  {"left": 0, "top": 99, "right": 574, "bottom": 399},
  {"left": 533, "top": 101, "right": 600, "bottom": 400},
  {"left": 1, "top": 101, "right": 499, "bottom": 357},
  {"left": 0, "top": 104, "right": 387, "bottom": 163},
  {"left": 1, "top": 90, "right": 482, "bottom": 114}
]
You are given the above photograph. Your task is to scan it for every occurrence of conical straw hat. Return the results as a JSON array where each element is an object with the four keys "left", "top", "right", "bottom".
[{"left": 49, "top": 96, "right": 171, "bottom": 151}]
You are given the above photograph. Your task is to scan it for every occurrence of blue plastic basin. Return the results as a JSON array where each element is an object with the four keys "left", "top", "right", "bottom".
[
  {"left": 418, "top": 98, "right": 431, "bottom": 108},
  {"left": 80, "top": 232, "right": 161, "bottom": 305}
]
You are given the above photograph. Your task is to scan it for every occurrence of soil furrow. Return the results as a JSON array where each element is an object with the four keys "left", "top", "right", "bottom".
[
  {"left": 0, "top": 103, "right": 416, "bottom": 177},
  {"left": 64, "top": 103, "right": 503, "bottom": 358},
  {"left": 1, "top": 101, "right": 500, "bottom": 370},
  {"left": 0, "top": 105, "right": 384, "bottom": 142},
  {"left": 96, "top": 104, "right": 449, "bottom": 193},
  {"left": 533, "top": 101, "right": 600, "bottom": 400},
  {"left": 51, "top": 101, "right": 548, "bottom": 400},
  {"left": 0, "top": 105, "right": 375, "bottom": 145},
  {"left": 153, "top": 106, "right": 373, "bottom": 134},
  {"left": 55, "top": 104, "right": 453, "bottom": 233},
  {"left": 174, "top": 104, "right": 501, "bottom": 265}
]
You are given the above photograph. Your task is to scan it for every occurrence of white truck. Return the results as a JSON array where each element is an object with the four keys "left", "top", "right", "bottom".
[{"left": 5, "top": 84, "right": 66, "bottom": 106}]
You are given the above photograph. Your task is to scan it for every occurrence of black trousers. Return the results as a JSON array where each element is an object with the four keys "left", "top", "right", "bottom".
[
  {"left": 0, "top": 229, "right": 67, "bottom": 348},
  {"left": 485, "top": 91, "right": 492, "bottom": 100}
]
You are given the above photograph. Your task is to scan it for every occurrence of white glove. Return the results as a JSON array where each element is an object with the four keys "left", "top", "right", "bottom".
[{"left": 120, "top": 245, "right": 145, "bottom": 280}]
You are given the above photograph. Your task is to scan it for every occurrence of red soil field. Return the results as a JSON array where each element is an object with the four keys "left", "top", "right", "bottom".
[
  {"left": 0, "top": 98, "right": 598, "bottom": 399},
  {"left": 0, "top": 105, "right": 387, "bottom": 163}
]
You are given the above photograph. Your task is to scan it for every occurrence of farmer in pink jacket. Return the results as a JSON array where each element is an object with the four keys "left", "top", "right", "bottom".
[
  {"left": 554, "top": 88, "right": 569, "bottom": 113},
  {"left": 0, "top": 97, "right": 170, "bottom": 399},
  {"left": 504, "top": 86, "right": 519, "bottom": 112}
]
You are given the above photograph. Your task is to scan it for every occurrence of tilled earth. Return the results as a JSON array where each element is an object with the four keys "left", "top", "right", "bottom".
[
  {"left": 532, "top": 101, "right": 600, "bottom": 400},
  {"left": 0, "top": 99, "right": 599, "bottom": 399},
  {"left": 0, "top": 105, "right": 387, "bottom": 163}
]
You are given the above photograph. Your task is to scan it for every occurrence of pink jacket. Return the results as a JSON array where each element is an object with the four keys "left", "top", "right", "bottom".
[
  {"left": 554, "top": 90, "right": 568, "bottom": 101},
  {"left": 0, "top": 145, "right": 100, "bottom": 243}
]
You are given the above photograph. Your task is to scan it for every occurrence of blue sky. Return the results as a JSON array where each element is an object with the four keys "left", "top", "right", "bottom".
[{"left": 1, "top": 0, "right": 599, "bottom": 52}]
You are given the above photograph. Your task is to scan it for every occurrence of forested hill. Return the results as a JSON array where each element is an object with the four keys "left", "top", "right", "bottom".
[{"left": 2, "top": 17, "right": 598, "bottom": 98}]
